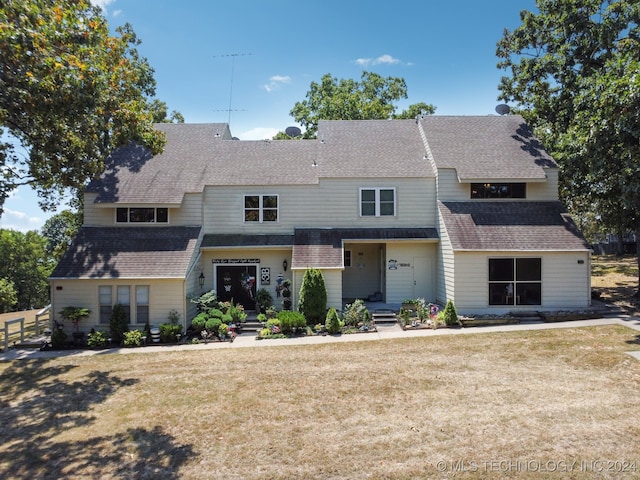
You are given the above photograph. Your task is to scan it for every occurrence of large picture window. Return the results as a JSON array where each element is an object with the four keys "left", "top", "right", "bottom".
[
  {"left": 489, "top": 258, "right": 541, "bottom": 306},
  {"left": 116, "top": 207, "right": 168, "bottom": 223},
  {"left": 360, "top": 188, "right": 396, "bottom": 217},
  {"left": 244, "top": 195, "right": 278, "bottom": 222},
  {"left": 471, "top": 183, "right": 526, "bottom": 199}
]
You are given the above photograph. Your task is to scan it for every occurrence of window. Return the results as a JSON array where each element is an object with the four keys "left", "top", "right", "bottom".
[
  {"left": 489, "top": 258, "right": 542, "bottom": 306},
  {"left": 136, "top": 286, "right": 149, "bottom": 324},
  {"left": 116, "top": 207, "right": 169, "bottom": 223},
  {"left": 99, "top": 286, "right": 112, "bottom": 324},
  {"left": 360, "top": 188, "right": 396, "bottom": 217},
  {"left": 117, "top": 285, "right": 131, "bottom": 323},
  {"left": 244, "top": 195, "right": 278, "bottom": 222},
  {"left": 471, "top": 183, "right": 526, "bottom": 199},
  {"left": 344, "top": 250, "right": 352, "bottom": 267}
]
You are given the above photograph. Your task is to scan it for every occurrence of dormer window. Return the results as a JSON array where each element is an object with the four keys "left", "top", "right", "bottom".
[
  {"left": 116, "top": 207, "right": 168, "bottom": 223},
  {"left": 471, "top": 183, "right": 526, "bottom": 199}
]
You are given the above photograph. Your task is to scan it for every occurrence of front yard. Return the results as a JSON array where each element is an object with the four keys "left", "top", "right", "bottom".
[{"left": 1, "top": 325, "right": 639, "bottom": 479}]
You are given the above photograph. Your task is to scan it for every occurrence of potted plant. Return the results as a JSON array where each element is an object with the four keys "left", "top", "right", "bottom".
[
  {"left": 59, "top": 306, "right": 91, "bottom": 344},
  {"left": 255, "top": 288, "right": 273, "bottom": 313}
]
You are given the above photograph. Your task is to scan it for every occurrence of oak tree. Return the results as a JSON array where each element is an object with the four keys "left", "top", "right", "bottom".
[
  {"left": 0, "top": 0, "right": 167, "bottom": 215},
  {"left": 497, "top": 0, "right": 640, "bottom": 290}
]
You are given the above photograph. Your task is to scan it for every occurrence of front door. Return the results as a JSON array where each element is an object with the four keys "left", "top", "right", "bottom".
[
  {"left": 215, "top": 265, "right": 257, "bottom": 310},
  {"left": 413, "top": 257, "right": 432, "bottom": 300}
]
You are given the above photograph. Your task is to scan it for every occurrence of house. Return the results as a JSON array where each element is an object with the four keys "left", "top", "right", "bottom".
[{"left": 49, "top": 115, "right": 592, "bottom": 333}]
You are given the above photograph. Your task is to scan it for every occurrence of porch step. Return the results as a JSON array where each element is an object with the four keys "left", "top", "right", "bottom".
[
  {"left": 240, "top": 321, "right": 263, "bottom": 333},
  {"left": 371, "top": 309, "right": 398, "bottom": 324}
]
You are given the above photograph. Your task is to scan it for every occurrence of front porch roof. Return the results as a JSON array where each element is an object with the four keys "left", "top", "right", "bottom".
[{"left": 292, "top": 228, "right": 439, "bottom": 269}]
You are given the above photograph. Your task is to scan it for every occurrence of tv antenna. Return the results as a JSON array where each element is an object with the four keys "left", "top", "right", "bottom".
[{"left": 213, "top": 52, "right": 252, "bottom": 124}]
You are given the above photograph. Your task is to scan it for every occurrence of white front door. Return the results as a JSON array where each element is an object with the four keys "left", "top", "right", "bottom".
[{"left": 413, "top": 257, "right": 433, "bottom": 300}]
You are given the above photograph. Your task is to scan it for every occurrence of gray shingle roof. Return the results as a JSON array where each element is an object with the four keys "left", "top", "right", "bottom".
[
  {"left": 50, "top": 226, "right": 201, "bottom": 279},
  {"left": 420, "top": 115, "right": 556, "bottom": 180},
  {"left": 87, "top": 120, "right": 436, "bottom": 205},
  {"left": 291, "top": 228, "right": 439, "bottom": 269},
  {"left": 438, "top": 201, "right": 590, "bottom": 251}
]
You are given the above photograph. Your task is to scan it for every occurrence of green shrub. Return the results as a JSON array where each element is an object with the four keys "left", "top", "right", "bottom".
[
  {"left": 298, "top": 268, "right": 327, "bottom": 324},
  {"left": 442, "top": 300, "right": 459, "bottom": 326},
  {"left": 51, "top": 328, "right": 68, "bottom": 349},
  {"left": 281, "top": 279, "right": 292, "bottom": 310},
  {"left": 276, "top": 310, "right": 306, "bottom": 334},
  {"left": 123, "top": 329, "right": 144, "bottom": 347},
  {"left": 325, "top": 307, "right": 343, "bottom": 334},
  {"left": 109, "top": 303, "right": 129, "bottom": 344},
  {"left": 218, "top": 323, "right": 229, "bottom": 337},
  {"left": 343, "top": 299, "right": 369, "bottom": 327},
  {"left": 204, "top": 317, "right": 222, "bottom": 335},
  {"left": 168, "top": 309, "right": 180, "bottom": 324},
  {"left": 159, "top": 323, "right": 182, "bottom": 342},
  {"left": 87, "top": 330, "right": 108, "bottom": 348},
  {"left": 227, "top": 302, "right": 247, "bottom": 323},
  {"left": 208, "top": 308, "right": 224, "bottom": 319},
  {"left": 191, "top": 312, "right": 207, "bottom": 331},
  {"left": 257, "top": 313, "right": 267, "bottom": 323},
  {"left": 189, "top": 289, "right": 220, "bottom": 312}
]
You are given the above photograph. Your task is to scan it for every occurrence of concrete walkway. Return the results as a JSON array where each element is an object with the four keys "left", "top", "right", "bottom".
[{"left": 2, "top": 313, "right": 640, "bottom": 362}]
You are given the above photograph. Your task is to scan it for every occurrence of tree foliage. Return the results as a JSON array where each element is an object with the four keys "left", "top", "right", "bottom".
[
  {"left": 0, "top": 0, "right": 169, "bottom": 215},
  {"left": 0, "top": 229, "right": 53, "bottom": 310},
  {"left": 496, "top": 0, "right": 640, "bottom": 288},
  {"left": 286, "top": 71, "right": 436, "bottom": 138},
  {"left": 41, "top": 209, "right": 82, "bottom": 261}
]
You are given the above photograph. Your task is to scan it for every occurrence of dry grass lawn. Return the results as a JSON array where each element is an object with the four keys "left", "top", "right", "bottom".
[
  {"left": 1, "top": 326, "right": 640, "bottom": 479},
  {"left": 2, "top": 256, "right": 640, "bottom": 478}
]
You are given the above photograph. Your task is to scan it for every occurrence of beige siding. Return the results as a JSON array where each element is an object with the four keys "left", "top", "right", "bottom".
[
  {"left": 203, "top": 178, "right": 437, "bottom": 234},
  {"left": 170, "top": 193, "right": 203, "bottom": 225},
  {"left": 50, "top": 278, "right": 187, "bottom": 332},
  {"left": 436, "top": 169, "right": 467, "bottom": 201},
  {"left": 83, "top": 193, "right": 114, "bottom": 226},
  {"left": 437, "top": 211, "right": 456, "bottom": 305},
  {"left": 448, "top": 251, "right": 591, "bottom": 315},
  {"left": 385, "top": 242, "right": 437, "bottom": 303},
  {"left": 436, "top": 168, "right": 559, "bottom": 202}
]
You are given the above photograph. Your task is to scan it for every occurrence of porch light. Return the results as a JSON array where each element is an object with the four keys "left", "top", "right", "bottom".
[
  {"left": 198, "top": 272, "right": 205, "bottom": 289},
  {"left": 283, "top": 259, "right": 288, "bottom": 272}
]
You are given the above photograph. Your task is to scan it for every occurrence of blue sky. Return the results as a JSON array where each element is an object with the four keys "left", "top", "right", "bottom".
[{"left": 1, "top": 0, "right": 536, "bottom": 232}]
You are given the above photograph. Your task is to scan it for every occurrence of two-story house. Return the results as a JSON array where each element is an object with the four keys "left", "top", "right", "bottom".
[{"left": 49, "top": 115, "right": 592, "bottom": 332}]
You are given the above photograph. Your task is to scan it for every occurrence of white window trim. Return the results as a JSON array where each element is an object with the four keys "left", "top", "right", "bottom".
[
  {"left": 359, "top": 187, "right": 396, "bottom": 217},
  {"left": 243, "top": 194, "right": 279, "bottom": 223}
]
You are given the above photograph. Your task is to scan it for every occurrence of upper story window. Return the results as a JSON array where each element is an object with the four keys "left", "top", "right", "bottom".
[
  {"left": 471, "top": 183, "right": 526, "bottom": 199},
  {"left": 360, "top": 188, "right": 396, "bottom": 217},
  {"left": 244, "top": 195, "right": 278, "bottom": 222},
  {"left": 116, "top": 207, "right": 168, "bottom": 223}
]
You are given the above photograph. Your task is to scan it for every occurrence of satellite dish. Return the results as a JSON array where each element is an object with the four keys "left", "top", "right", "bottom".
[
  {"left": 285, "top": 126, "right": 301, "bottom": 138},
  {"left": 495, "top": 104, "right": 510, "bottom": 115},
  {"left": 232, "top": 136, "right": 240, "bottom": 140}
]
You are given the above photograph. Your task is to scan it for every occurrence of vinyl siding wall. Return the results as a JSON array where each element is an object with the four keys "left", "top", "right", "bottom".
[
  {"left": 436, "top": 168, "right": 559, "bottom": 202},
  {"left": 50, "top": 278, "right": 187, "bottom": 332},
  {"left": 436, "top": 211, "right": 456, "bottom": 306},
  {"left": 448, "top": 251, "right": 591, "bottom": 315},
  {"left": 202, "top": 177, "right": 437, "bottom": 234}
]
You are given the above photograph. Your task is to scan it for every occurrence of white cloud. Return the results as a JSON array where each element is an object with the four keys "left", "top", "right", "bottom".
[
  {"left": 2, "top": 208, "right": 43, "bottom": 232},
  {"left": 90, "top": 0, "right": 116, "bottom": 13},
  {"left": 263, "top": 75, "right": 291, "bottom": 92},
  {"left": 239, "top": 127, "right": 280, "bottom": 140},
  {"left": 354, "top": 54, "right": 409, "bottom": 67}
]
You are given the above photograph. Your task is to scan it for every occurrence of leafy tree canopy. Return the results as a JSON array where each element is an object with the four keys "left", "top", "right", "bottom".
[
  {"left": 497, "top": 0, "right": 640, "bottom": 287},
  {"left": 283, "top": 71, "right": 436, "bottom": 139},
  {"left": 41, "top": 209, "right": 83, "bottom": 261},
  {"left": 0, "top": 0, "right": 173, "bottom": 216}
]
